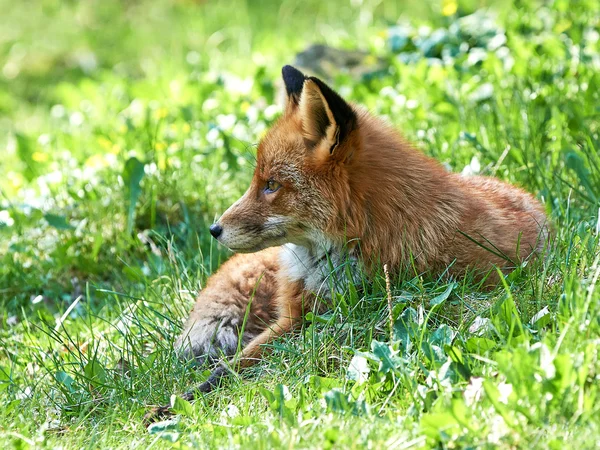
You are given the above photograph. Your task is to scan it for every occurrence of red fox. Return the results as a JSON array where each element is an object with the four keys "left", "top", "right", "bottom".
[{"left": 171, "top": 65, "right": 548, "bottom": 403}]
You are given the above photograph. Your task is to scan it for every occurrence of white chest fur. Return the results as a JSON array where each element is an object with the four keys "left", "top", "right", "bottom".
[{"left": 279, "top": 237, "right": 360, "bottom": 299}]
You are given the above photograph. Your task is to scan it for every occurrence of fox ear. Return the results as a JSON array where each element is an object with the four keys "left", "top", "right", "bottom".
[
  {"left": 299, "top": 77, "right": 356, "bottom": 157},
  {"left": 282, "top": 65, "right": 306, "bottom": 108}
]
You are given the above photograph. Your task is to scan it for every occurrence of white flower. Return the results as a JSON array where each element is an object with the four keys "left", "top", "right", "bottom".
[
  {"left": 469, "top": 316, "right": 493, "bottom": 335},
  {"left": 487, "top": 413, "right": 509, "bottom": 444},
  {"left": 497, "top": 382, "right": 513, "bottom": 404},
  {"left": 539, "top": 343, "right": 556, "bottom": 379},
  {"left": 51, "top": 104, "right": 66, "bottom": 119},
  {"left": 462, "top": 156, "right": 481, "bottom": 176},
  {"left": 222, "top": 403, "right": 240, "bottom": 419},
  {"left": 70, "top": 112, "right": 84, "bottom": 127},
  {"left": 16, "top": 386, "right": 33, "bottom": 400},
  {"left": 206, "top": 128, "right": 222, "bottom": 146},
  {"left": 216, "top": 114, "right": 237, "bottom": 130},
  {"left": 406, "top": 99, "right": 418, "bottom": 110},
  {"left": 464, "top": 377, "right": 484, "bottom": 406},
  {"left": 186, "top": 51, "right": 200, "bottom": 65},
  {"left": 0, "top": 210, "right": 14, "bottom": 227},
  {"left": 203, "top": 98, "right": 219, "bottom": 111},
  {"left": 347, "top": 355, "right": 370, "bottom": 384}
]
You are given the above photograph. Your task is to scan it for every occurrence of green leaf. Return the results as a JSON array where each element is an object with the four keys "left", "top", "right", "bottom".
[
  {"left": 305, "top": 311, "right": 334, "bottom": 324},
  {"left": 157, "top": 432, "right": 180, "bottom": 443},
  {"left": 371, "top": 340, "right": 402, "bottom": 374},
  {"left": 529, "top": 306, "right": 552, "bottom": 330},
  {"left": 565, "top": 150, "right": 598, "bottom": 203},
  {"left": 324, "top": 428, "right": 340, "bottom": 444},
  {"left": 450, "top": 398, "right": 478, "bottom": 432},
  {"left": 324, "top": 388, "right": 351, "bottom": 414},
  {"left": 553, "top": 354, "right": 576, "bottom": 393},
  {"left": 421, "top": 342, "right": 445, "bottom": 364},
  {"left": 430, "top": 283, "right": 455, "bottom": 307},
  {"left": 259, "top": 386, "right": 275, "bottom": 404},
  {"left": 5, "top": 399, "right": 21, "bottom": 416},
  {"left": 393, "top": 307, "right": 418, "bottom": 353},
  {"left": 0, "top": 366, "right": 11, "bottom": 392},
  {"left": 445, "top": 345, "right": 464, "bottom": 365},
  {"left": 465, "top": 337, "right": 497, "bottom": 353},
  {"left": 147, "top": 419, "right": 179, "bottom": 434},
  {"left": 123, "top": 157, "right": 145, "bottom": 234},
  {"left": 171, "top": 395, "right": 194, "bottom": 417},
  {"left": 44, "top": 213, "right": 75, "bottom": 230},
  {"left": 324, "top": 388, "right": 368, "bottom": 416},
  {"left": 0, "top": 366, "right": 10, "bottom": 381},
  {"left": 260, "top": 384, "right": 295, "bottom": 424},
  {"left": 122, "top": 265, "right": 145, "bottom": 282},
  {"left": 493, "top": 293, "right": 526, "bottom": 340},
  {"left": 430, "top": 324, "right": 456, "bottom": 347},
  {"left": 445, "top": 344, "right": 471, "bottom": 379},
  {"left": 482, "top": 380, "right": 515, "bottom": 427},
  {"left": 420, "top": 411, "right": 460, "bottom": 441},
  {"left": 84, "top": 359, "right": 107, "bottom": 385},
  {"left": 15, "top": 133, "right": 38, "bottom": 181},
  {"left": 305, "top": 375, "right": 341, "bottom": 393},
  {"left": 55, "top": 371, "right": 75, "bottom": 393}
]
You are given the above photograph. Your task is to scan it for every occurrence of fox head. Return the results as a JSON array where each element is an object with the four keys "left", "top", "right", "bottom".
[{"left": 210, "top": 65, "right": 362, "bottom": 253}]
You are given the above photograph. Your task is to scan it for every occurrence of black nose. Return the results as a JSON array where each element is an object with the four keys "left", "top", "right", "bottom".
[{"left": 209, "top": 223, "right": 223, "bottom": 239}]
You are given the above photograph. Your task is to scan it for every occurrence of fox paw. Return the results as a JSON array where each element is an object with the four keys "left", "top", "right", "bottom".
[
  {"left": 143, "top": 366, "right": 229, "bottom": 426},
  {"left": 175, "top": 318, "right": 243, "bottom": 363},
  {"left": 197, "top": 365, "right": 228, "bottom": 393}
]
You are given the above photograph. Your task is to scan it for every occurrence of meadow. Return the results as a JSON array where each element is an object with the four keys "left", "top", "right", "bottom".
[{"left": 1, "top": 0, "right": 599, "bottom": 448}]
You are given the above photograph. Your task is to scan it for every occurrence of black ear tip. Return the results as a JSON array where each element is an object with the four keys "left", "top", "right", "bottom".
[
  {"left": 282, "top": 65, "right": 306, "bottom": 96},
  {"left": 282, "top": 65, "right": 304, "bottom": 78}
]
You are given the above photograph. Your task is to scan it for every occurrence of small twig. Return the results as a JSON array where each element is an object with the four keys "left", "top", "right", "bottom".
[
  {"left": 491, "top": 145, "right": 511, "bottom": 175},
  {"left": 55, "top": 295, "right": 82, "bottom": 331},
  {"left": 384, "top": 264, "right": 393, "bottom": 341}
]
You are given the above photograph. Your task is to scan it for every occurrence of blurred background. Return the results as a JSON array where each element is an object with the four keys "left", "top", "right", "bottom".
[{"left": 1, "top": 0, "right": 512, "bottom": 197}]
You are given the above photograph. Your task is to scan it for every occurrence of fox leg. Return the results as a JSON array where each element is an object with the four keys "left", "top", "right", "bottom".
[
  {"left": 175, "top": 296, "right": 267, "bottom": 364},
  {"left": 145, "top": 279, "right": 306, "bottom": 424},
  {"left": 182, "top": 279, "right": 306, "bottom": 398},
  {"left": 174, "top": 249, "right": 280, "bottom": 363}
]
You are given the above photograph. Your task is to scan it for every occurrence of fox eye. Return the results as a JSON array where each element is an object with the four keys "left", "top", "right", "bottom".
[{"left": 265, "top": 179, "right": 282, "bottom": 194}]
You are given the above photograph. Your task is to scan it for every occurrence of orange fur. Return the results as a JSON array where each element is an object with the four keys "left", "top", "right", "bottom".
[{"left": 173, "top": 65, "right": 548, "bottom": 400}]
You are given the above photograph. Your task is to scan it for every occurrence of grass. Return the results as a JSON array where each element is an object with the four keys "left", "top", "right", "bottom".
[{"left": 1, "top": 0, "right": 600, "bottom": 448}]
